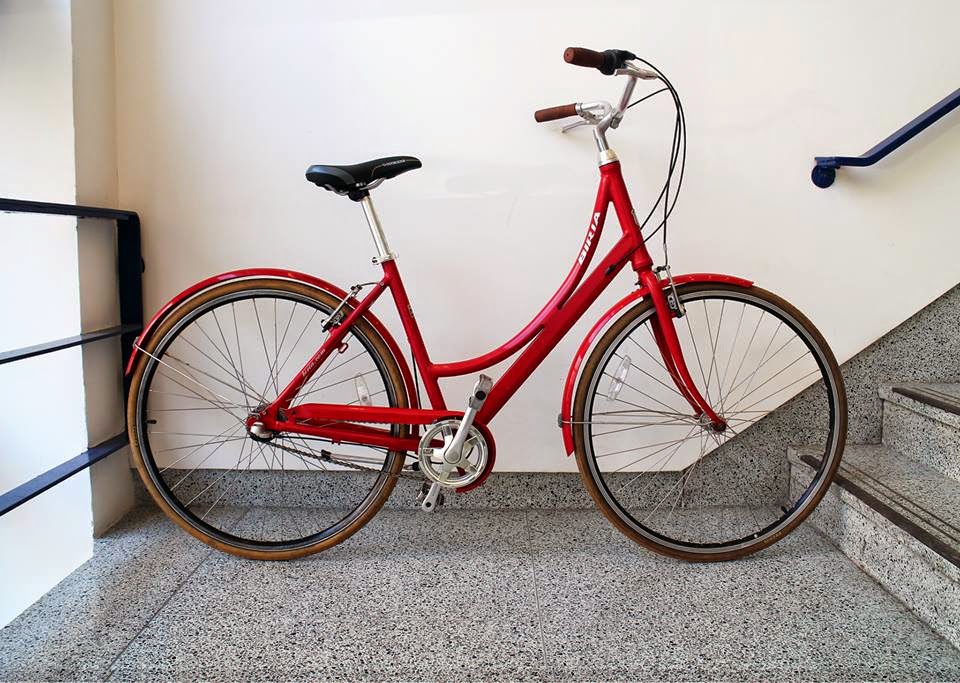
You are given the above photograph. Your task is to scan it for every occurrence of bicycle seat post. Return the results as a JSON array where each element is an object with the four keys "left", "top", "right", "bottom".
[{"left": 358, "top": 194, "right": 395, "bottom": 263}]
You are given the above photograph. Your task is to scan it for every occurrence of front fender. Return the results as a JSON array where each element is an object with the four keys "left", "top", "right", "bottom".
[
  {"left": 125, "top": 268, "right": 419, "bottom": 409},
  {"left": 559, "top": 272, "right": 753, "bottom": 455}
]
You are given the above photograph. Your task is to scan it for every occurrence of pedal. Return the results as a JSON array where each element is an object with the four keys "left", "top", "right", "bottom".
[
  {"left": 417, "top": 482, "right": 444, "bottom": 512},
  {"left": 470, "top": 374, "right": 493, "bottom": 409}
]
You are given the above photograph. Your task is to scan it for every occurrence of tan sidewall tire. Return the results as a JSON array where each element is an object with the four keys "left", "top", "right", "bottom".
[
  {"left": 126, "top": 278, "right": 408, "bottom": 560},
  {"left": 572, "top": 283, "right": 847, "bottom": 562}
]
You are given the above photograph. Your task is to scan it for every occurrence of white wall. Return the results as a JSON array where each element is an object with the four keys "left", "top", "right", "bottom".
[
  {"left": 0, "top": 0, "right": 92, "bottom": 626},
  {"left": 72, "top": 0, "right": 135, "bottom": 535},
  {"left": 114, "top": 0, "right": 960, "bottom": 471}
]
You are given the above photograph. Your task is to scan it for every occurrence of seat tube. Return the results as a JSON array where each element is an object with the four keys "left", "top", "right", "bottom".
[{"left": 359, "top": 195, "right": 395, "bottom": 262}]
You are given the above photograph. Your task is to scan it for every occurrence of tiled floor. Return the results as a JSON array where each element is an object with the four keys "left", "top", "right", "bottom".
[{"left": 2, "top": 506, "right": 959, "bottom": 681}]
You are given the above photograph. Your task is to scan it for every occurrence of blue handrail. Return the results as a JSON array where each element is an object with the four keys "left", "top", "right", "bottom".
[{"left": 812, "top": 87, "right": 960, "bottom": 188}]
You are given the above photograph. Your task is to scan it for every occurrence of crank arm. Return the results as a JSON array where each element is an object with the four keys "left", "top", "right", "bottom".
[{"left": 445, "top": 375, "right": 492, "bottom": 459}]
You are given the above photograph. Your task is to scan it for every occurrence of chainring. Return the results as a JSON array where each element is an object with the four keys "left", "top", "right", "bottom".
[{"left": 417, "top": 418, "right": 489, "bottom": 488}]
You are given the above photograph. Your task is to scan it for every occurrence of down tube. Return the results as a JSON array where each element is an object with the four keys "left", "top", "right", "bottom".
[{"left": 477, "top": 235, "right": 637, "bottom": 422}]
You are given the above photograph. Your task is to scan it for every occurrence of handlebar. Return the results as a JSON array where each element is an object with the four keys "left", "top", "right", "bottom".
[
  {"left": 534, "top": 103, "right": 578, "bottom": 123},
  {"left": 563, "top": 47, "right": 605, "bottom": 70},
  {"left": 564, "top": 47, "right": 637, "bottom": 75},
  {"left": 534, "top": 47, "right": 659, "bottom": 124}
]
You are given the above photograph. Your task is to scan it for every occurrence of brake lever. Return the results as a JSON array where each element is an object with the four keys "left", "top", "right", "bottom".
[
  {"left": 615, "top": 64, "right": 659, "bottom": 80},
  {"left": 561, "top": 120, "right": 590, "bottom": 134},
  {"left": 561, "top": 101, "right": 613, "bottom": 134}
]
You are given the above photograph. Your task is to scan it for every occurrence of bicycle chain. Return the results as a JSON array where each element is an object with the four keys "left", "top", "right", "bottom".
[{"left": 266, "top": 438, "right": 423, "bottom": 481}]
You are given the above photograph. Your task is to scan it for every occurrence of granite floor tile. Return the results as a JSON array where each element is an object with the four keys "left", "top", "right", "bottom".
[
  {"left": 105, "top": 510, "right": 546, "bottom": 681},
  {"left": 354, "top": 507, "right": 531, "bottom": 557},
  {"left": 4, "top": 506, "right": 960, "bottom": 681},
  {"left": 527, "top": 511, "right": 960, "bottom": 681},
  {"left": 0, "top": 507, "right": 231, "bottom": 681}
]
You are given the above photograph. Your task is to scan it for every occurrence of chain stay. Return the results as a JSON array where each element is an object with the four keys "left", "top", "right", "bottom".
[{"left": 268, "top": 438, "right": 422, "bottom": 480}]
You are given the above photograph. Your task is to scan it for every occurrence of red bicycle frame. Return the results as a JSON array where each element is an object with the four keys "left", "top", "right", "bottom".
[{"left": 256, "top": 160, "right": 724, "bottom": 449}]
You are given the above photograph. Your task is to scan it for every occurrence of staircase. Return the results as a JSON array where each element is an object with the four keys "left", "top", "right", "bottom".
[{"left": 790, "top": 382, "right": 960, "bottom": 649}]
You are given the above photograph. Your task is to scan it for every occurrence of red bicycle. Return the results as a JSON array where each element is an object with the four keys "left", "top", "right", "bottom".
[{"left": 126, "top": 48, "right": 846, "bottom": 562}]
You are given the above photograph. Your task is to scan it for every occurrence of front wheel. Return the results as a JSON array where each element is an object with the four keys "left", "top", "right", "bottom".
[{"left": 572, "top": 283, "right": 846, "bottom": 561}]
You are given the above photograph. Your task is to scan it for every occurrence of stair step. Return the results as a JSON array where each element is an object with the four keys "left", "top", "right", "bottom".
[
  {"left": 892, "top": 384, "right": 960, "bottom": 418},
  {"left": 789, "top": 444, "right": 960, "bottom": 648},
  {"left": 880, "top": 383, "right": 960, "bottom": 481}
]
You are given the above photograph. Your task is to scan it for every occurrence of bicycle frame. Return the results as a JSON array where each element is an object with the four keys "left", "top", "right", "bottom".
[{"left": 257, "top": 160, "right": 725, "bottom": 450}]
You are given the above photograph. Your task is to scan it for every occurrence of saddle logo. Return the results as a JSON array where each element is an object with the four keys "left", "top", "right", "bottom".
[{"left": 577, "top": 212, "right": 601, "bottom": 264}]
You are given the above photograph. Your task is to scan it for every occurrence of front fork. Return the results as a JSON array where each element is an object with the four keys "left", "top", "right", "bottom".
[{"left": 638, "top": 268, "right": 726, "bottom": 431}]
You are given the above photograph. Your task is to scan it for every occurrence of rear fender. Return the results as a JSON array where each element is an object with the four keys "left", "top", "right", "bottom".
[
  {"left": 125, "top": 268, "right": 419, "bottom": 409},
  {"left": 559, "top": 273, "right": 753, "bottom": 455}
]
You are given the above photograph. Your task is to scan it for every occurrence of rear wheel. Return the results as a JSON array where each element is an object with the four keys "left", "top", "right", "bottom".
[
  {"left": 572, "top": 283, "right": 846, "bottom": 561},
  {"left": 127, "top": 278, "right": 409, "bottom": 560}
]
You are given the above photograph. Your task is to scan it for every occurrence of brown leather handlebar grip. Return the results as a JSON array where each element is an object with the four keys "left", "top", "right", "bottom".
[
  {"left": 534, "top": 103, "right": 578, "bottom": 123},
  {"left": 564, "top": 47, "right": 605, "bottom": 69}
]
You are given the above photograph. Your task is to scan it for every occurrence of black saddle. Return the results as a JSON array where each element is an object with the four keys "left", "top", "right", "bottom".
[{"left": 306, "top": 156, "right": 421, "bottom": 200}]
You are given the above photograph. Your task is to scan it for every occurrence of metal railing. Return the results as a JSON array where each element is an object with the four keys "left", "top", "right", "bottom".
[
  {"left": 0, "top": 198, "right": 142, "bottom": 516},
  {"left": 812, "top": 87, "right": 960, "bottom": 188}
]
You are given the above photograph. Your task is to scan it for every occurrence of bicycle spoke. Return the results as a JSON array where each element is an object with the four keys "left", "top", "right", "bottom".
[
  {"left": 593, "top": 418, "right": 695, "bottom": 437},
  {"left": 614, "top": 351, "right": 688, "bottom": 402},
  {"left": 177, "top": 333, "right": 267, "bottom": 407},
  {"left": 300, "top": 369, "right": 380, "bottom": 398},
  {"left": 197, "top": 313, "right": 255, "bottom": 410},
  {"left": 268, "top": 299, "right": 298, "bottom": 396},
  {"left": 148, "top": 388, "right": 241, "bottom": 411},
  {"left": 164, "top": 351, "right": 252, "bottom": 410},
  {"left": 153, "top": 369, "right": 247, "bottom": 423},
  {"left": 596, "top": 431, "right": 704, "bottom": 460},
  {"left": 725, "top": 321, "right": 784, "bottom": 408},
  {"left": 231, "top": 302, "right": 248, "bottom": 404},
  {"left": 726, "top": 352, "right": 809, "bottom": 413},
  {"left": 252, "top": 299, "right": 280, "bottom": 398},
  {"left": 294, "top": 350, "right": 370, "bottom": 402},
  {"left": 702, "top": 299, "right": 725, "bottom": 411},
  {"left": 211, "top": 308, "right": 249, "bottom": 410},
  {"left": 581, "top": 288, "right": 842, "bottom": 556},
  {"left": 643, "top": 425, "right": 709, "bottom": 524},
  {"left": 201, "top": 437, "right": 258, "bottom": 521},
  {"left": 718, "top": 302, "right": 747, "bottom": 402},
  {"left": 592, "top": 405, "right": 695, "bottom": 420},
  {"left": 732, "top": 367, "right": 821, "bottom": 414},
  {"left": 140, "top": 344, "right": 244, "bottom": 413},
  {"left": 169, "top": 424, "right": 247, "bottom": 490},
  {"left": 616, "top": 425, "right": 699, "bottom": 494},
  {"left": 600, "top": 375, "right": 685, "bottom": 415},
  {"left": 153, "top": 435, "right": 248, "bottom": 456},
  {"left": 723, "top": 308, "right": 764, "bottom": 406},
  {"left": 185, "top": 436, "right": 260, "bottom": 509},
  {"left": 626, "top": 334, "right": 673, "bottom": 379},
  {"left": 607, "top": 428, "right": 701, "bottom": 473},
  {"left": 293, "top": 334, "right": 350, "bottom": 403},
  {"left": 683, "top": 310, "right": 713, "bottom": 408},
  {"left": 271, "top": 307, "right": 322, "bottom": 391}
]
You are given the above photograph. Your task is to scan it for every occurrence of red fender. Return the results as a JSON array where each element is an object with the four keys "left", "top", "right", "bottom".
[
  {"left": 559, "top": 273, "right": 753, "bottom": 455},
  {"left": 125, "top": 268, "right": 420, "bottom": 409}
]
